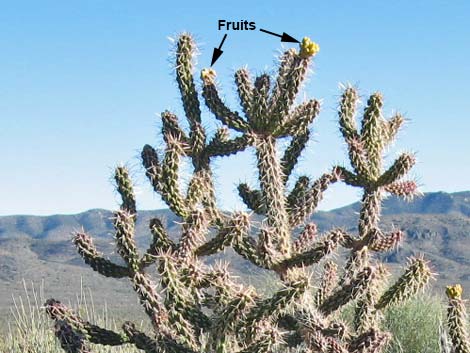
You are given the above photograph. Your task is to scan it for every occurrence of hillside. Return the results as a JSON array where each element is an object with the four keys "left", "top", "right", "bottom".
[{"left": 1, "top": 191, "right": 469, "bottom": 324}]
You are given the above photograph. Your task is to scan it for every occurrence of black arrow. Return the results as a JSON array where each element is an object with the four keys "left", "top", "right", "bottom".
[
  {"left": 211, "top": 34, "right": 227, "bottom": 66},
  {"left": 259, "top": 28, "right": 299, "bottom": 43}
]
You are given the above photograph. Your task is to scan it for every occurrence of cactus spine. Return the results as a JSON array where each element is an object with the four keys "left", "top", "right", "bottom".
[{"left": 44, "top": 33, "right": 432, "bottom": 353}]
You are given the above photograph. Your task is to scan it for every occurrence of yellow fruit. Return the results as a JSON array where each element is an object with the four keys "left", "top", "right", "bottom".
[
  {"left": 201, "top": 68, "right": 217, "bottom": 83},
  {"left": 300, "top": 37, "right": 320, "bottom": 58},
  {"left": 446, "top": 284, "right": 463, "bottom": 299}
]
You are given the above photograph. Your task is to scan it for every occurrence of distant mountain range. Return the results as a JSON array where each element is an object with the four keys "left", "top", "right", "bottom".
[{"left": 1, "top": 191, "right": 469, "bottom": 322}]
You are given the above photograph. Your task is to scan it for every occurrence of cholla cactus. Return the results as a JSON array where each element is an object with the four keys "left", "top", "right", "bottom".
[
  {"left": 445, "top": 284, "right": 470, "bottom": 353},
  {"left": 44, "top": 32, "right": 433, "bottom": 353}
]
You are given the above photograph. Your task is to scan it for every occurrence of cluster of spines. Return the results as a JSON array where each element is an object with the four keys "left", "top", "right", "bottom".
[{"left": 44, "top": 32, "right": 433, "bottom": 353}]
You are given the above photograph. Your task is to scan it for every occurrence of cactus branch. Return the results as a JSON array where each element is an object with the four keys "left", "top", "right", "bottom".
[
  {"left": 44, "top": 299, "right": 129, "bottom": 346},
  {"left": 201, "top": 69, "right": 248, "bottom": 132},
  {"left": 73, "top": 232, "right": 131, "bottom": 278},
  {"left": 175, "top": 33, "right": 202, "bottom": 127},
  {"left": 376, "top": 256, "right": 433, "bottom": 309}
]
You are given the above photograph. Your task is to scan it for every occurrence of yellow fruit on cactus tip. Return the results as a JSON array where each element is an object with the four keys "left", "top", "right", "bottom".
[
  {"left": 300, "top": 37, "right": 320, "bottom": 58},
  {"left": 201, "top": 68, "right": 217, "bottom": 82},
  {"left": 446, "top": 284, "right": 463, "bottom": 299}
]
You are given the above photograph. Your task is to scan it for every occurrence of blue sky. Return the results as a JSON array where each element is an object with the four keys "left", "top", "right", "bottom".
[{"left": 1, "top": 0, "right": 469, "bottom": 215}]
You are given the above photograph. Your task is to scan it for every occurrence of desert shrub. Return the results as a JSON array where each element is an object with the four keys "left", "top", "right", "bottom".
[{"left": 384, "top": 294, "right": 443, "bottom": 353}]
